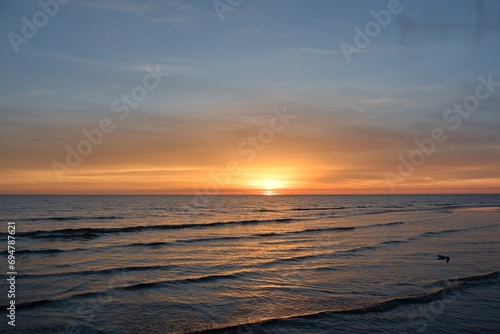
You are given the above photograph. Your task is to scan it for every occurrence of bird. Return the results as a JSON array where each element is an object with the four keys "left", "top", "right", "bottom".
[{"left": 436, "top": 255, "right": 450, "bottom": 263}]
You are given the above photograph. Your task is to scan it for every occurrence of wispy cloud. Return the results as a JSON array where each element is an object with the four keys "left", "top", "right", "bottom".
[
  {"left": 31, "top": 51, "right": 214, "bottom": 75},
  {"left": 79, "top": 0, "right": 212, "bottom": 27},
  {"left": 289, "top": 46, "right": 406, "bottom": 56},
  {"left": 289, "top": 47, "right": 342, "bottom": 55},
  {"left": 31, "top": 52, "right": 134, "bottom": 71},
  {"left": 1, "top": 89, "right": 62, "bottom": 98},
  {"left": 133, "top": 64, "right": 217, "bottom": 76}
]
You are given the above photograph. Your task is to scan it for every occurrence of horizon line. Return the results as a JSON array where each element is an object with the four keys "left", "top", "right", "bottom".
[{"left": 1, "top": 193, "right": 499, "bottom": 196}]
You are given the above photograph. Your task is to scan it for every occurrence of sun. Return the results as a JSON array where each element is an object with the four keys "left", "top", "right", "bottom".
[{"left": 251, "top": 179, "right": 287, "bottom": 195}]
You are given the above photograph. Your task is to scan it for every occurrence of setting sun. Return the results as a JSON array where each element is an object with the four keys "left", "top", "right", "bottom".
[{"left": 250, "top": 179, "right": 288, "bottom": 195}]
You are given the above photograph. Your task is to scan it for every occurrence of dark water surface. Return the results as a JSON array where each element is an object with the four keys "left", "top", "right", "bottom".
[{"left": 1, "top": 195, "right": 499, "bottom": 333}]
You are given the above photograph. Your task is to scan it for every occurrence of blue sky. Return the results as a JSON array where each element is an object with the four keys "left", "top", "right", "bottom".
[{"left": 1, "top": 0, "right": 500, "bottom": 194}]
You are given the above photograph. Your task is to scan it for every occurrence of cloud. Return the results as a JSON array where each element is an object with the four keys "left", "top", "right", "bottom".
[
  {"left": 1, "top": 89, "right": 62, "bottom": 98},
  {"left": 79, "top": 0, "right": 213, "bottom": 27},
  {"left": 1, "top": 97, "right": 499, "bottom": 194},
  {"left": 30, "top": 51, "right": 214, "bottom": 76},
  {"left": 289, "top": 47, "right": 342, "bottom": 55},
  {"left": 132, "top": 64, "right": 216, "bottom": 76}
]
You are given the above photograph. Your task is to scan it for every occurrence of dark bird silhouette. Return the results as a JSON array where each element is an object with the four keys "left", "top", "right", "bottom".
[{"left": 436, "top": 255, "right": 450, "bottom": 263}]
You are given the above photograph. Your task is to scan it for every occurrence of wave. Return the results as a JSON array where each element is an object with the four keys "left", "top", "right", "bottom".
[
  {"left": 10, "top": 232, "right": 310, "bottom": 257},
  {"left": 15, "top": 220, "right": 491, "bottom": 258},
  {"left": 257, "top": 223, "right": 499, "bottom": 267},
  {"left": 421, "top": 229, "right": 461, "bottom": 237},
  {"left": 190, "top": 270, "right": 500, "bottom": 334},
  {"left": 177, "top": 236, "right": 243, "bottom": 243},
  {"left": 255, "top": 223, "right": 498, "bottom": 268},
  {"left": 255, "top": 232, "right": 280, "bottom": 237},
  {"left": 381, "top": 240, "right": 405, "bottom": 245},
  {"left": 12, "top": 220, "right": 406, "bottom": 256},
  {"left": 9, "top": 218, "right": 358, "bottom": 244},
  {"left": 338, "top": 245, "right": 377, "bottom": 254},
  {"left": 313, "top": 266, "right": 339, "bottom": 272},
  {"left": 420, "top": 223, "right": 498, "bottom": 238},
  {"left": 14, "top": 218, "right": 295, "bottom": 240},
  {"left": 11, "top": 271, "right": 247, "bottom": 310},
  {"left": 17, "top": 220, "right": 489, "bottom": 260},
  {"left": 13, "top": 248, "right": 66, "bottom": 255},
  {"left": 364, "top": 210, "right": 391, "bottom": 215},
  {"left": 254, "top": 227, "right": 355, "bottom": 241},
  {"left": 1, "top": 241, "right": 178, "bottom": 256},
  {"left": 10, "top": 227, "right": 354, "bottom": 257},
  {"left": 178, "top": 221, "right": 400, "bottom": 245},
  {"left": 13, "top": 299, "right": 53, "bottom": 310},
  {"left": 262, "top": 253, "right": 325, "bottom": 266},
  {"left": 353, "top": 221, "right": 405, "bottom": 229},
  {"left": 21, "top": 264, "right": 178, "bottom": 279},
  {"left": 176, "top": 226, "right": 355, "bottom": 245},
  {"left": 340, "top": 270, "right": 500, "bottom": 314},
  {"left": 299, "top": 226, "right": 355, "bottom": 233},
  {"left": 17, "top": 215, "right": 123, "bottom": 222},
  {"left": 292, "top": 206, "right": 345, "bottom": 211},
  {"left": 257, "top": 244, "right": 379, "bottom": 268},
  {"left": 128, "top": 241, "right": 173, "bottom": 247},
  {"left": 251, "top": 221, "right": 400, "bottom": 240},
  {"left": 445, "top": 271, "right": 500, "bottom": 285},
  {"left": 11, "top": 267, "right": 499, "bottom": 313},
  {"left": 372, "top": 221, "right": 404, "bottom": 227},
  {"left": 122, "top": 272, "right": 242, "bottom": 291}
]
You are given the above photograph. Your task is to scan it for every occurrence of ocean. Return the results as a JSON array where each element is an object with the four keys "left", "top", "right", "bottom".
[{"left": 1, "top": 194, "right": 499, "bottom": 333}]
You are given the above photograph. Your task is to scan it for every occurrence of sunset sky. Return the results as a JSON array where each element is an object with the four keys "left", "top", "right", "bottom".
[{"left": 1, "top": 0, "right": 499, "bottom": 194}]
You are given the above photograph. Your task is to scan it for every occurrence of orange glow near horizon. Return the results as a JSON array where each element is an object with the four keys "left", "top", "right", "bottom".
[
  {"left": 1, "top": 109, "right": 500, "bottom": 195},
  {"left": 249, "top": 178, "right": 289, "bottom": 195},
  {"left": 2, "top": 161, "right": 500, "bottom": 195}
]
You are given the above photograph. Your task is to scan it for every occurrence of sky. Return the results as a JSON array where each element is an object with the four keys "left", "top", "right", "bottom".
[{"left": 0, "top": 0, "right": 499, "bottom": 195}]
